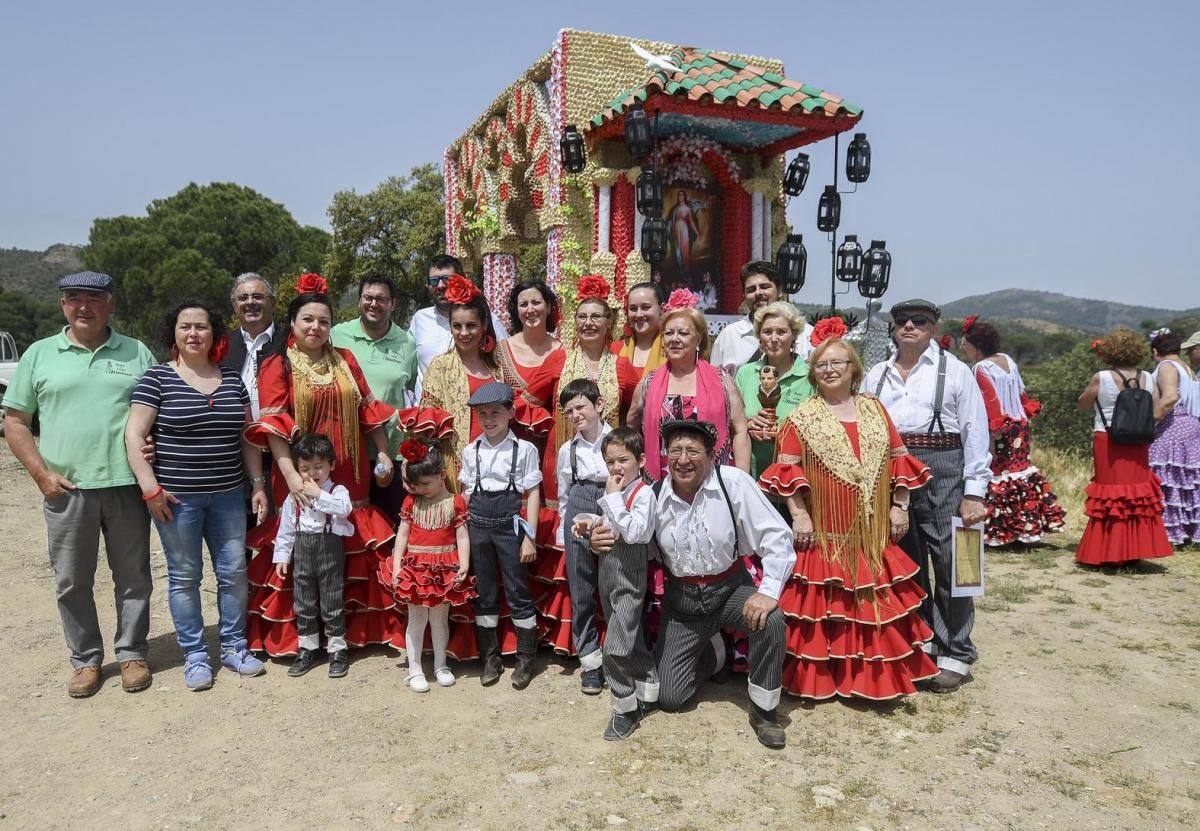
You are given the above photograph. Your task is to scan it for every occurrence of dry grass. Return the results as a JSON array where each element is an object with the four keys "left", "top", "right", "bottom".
[{"left": 1031, "top": 445, "right": 1091, "bottom": 539}]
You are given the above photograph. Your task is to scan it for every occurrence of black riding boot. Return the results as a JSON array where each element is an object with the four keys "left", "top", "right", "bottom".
[
  {"left": 510, "top": 626, "right": 539, "bottom": 690},
  {"left": 476, "top": 625, "right": 502, "bottom": 686}
]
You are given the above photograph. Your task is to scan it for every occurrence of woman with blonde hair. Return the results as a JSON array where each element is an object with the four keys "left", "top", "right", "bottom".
[{"left": 1075, "top": 328, "right": 1172, "bottom": 566}]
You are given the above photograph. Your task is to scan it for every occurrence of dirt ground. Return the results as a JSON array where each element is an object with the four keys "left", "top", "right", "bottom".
[{"left": 1, "top": 443, "right": 1197, "bottom": 831}]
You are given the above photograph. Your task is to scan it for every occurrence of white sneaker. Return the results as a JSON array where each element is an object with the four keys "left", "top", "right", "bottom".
[
  {"left": 434, "top": 667, "right": 456, "bottom": 687},
  {"left": 407, "top": 672, "right": 430, "bottom": 693}
]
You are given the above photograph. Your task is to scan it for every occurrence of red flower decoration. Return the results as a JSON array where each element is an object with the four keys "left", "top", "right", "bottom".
[
  {"left": 208, "top": 335, "right": 229, "bottom": 364},
  {"left": 962, "top": 314, "right": 979, "bottom": 334},
  {"left": 296, "top": 273, "right": 328, "bottom": 294},
  {"left": 938, "top": 335, "right": 953, "bottom": 350},
  {"left": 664, "top": 288, "right": 699, "bottom": 311},
  {"left": 399, "top": 439, "right": 430, "bottom": 463},
  {"left": 444, "top": 274, "right": 482, "bottom": 305},
  {"left": 1023, "top": 398, "right": 1042, "bottom": 418},
  {"left": 576, "top": 275, "right": 611, "bottom": 302},
  {"left": 1090, "top": 338, "right": 1104, "bottom": 353},
  {"left": 810, "top": 316, "right": 849, "bottom": 347}
]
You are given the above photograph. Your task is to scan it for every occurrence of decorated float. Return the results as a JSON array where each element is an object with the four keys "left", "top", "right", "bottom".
[{"left": 444, "top": 28, "right": 892, "bottom": 332}]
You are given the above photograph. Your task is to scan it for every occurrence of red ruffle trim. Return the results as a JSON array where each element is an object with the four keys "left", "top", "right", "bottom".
[
  {"left": 378, "top": 554, "right": 479, "bottom": 607},
  {"left": 396, "top": 406, "right": 454, "bottom": 439},
  {"left": 759, "top": 463, "right": 808, "bottom": 497},
  {"left": 786, "top": 543, "right": 924, "bottom": 593},
  {"left": 891, "top": 453, "right": 932, "bottom": 490},
  {"left": 1083, "top": 480, "right": 1165, "bottom": 520},
  {"left": 244, "top": 416, "right": 299, "bottom": 450},
  {"left": 782, "top": 651, "right": 939, "bottom": 700},
  {"left": 785, "top": 609, "right": 932, "bottom": 661},
  {"left": 1076, "top": 515, "right": 1173, "bottom": 566},
  {"left": 512, "top": 399, "right": 554, "bottom": 437}
]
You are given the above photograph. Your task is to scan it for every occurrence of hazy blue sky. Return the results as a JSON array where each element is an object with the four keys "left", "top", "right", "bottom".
[{"left": 2, "top": 1, "right": 1196, "bottom": 309}]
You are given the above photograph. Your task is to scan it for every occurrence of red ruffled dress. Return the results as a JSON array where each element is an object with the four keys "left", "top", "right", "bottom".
[
  {"left": 759, "top": 408, "right": 940, "bottom": 700},
  {"left": 245, "top": 349, "right": 402, "bottom": 656}
]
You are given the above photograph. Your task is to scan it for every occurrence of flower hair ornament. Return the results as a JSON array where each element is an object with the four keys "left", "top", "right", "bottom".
[
  {"left": 938, "top": 334, "right": 953, "bottom": 350},
  {"left": 962, "top": 314, "right": 979, "bottom": 334},
  {"left": 1149, "top": 327, "right": 1172, "bottom": 341},
  {"left": 664, "top": 288, "right": 699, "bottom": 312},
  {"left": 809, "top": 316, "right": 849, "bottom": 347},
  {"left": 208, "top": 335, "right": 229, "bottom": 364},
  {"left": 296, "top": 273, "right": 328, "bottom": 294},
  {"left": 1090, "top": 338, "right": 1104, "bottom": 353},
  {"left": 399, "top": 438, "right": 431, "bottom": 463},
  {"left": 576, "top": 274, "right": 611, "bottom": 302},
  {"left": 444, "top": 274, "right": 483, "bottom": 306}
]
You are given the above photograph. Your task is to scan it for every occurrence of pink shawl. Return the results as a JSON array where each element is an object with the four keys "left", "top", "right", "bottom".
[{"left": 643, "top": 358, "right": 731, "bottom": 480}]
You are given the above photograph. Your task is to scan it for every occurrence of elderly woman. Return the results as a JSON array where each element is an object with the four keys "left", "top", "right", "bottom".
[
  {"left": 126, "top": 300, "right": 268, "bottom": 690},
  {"left": 1075, "top": 329, "right": 1172, "bottom": 566},
  {"left": 960, "top": 315, "right": 1065, "bottom": 546},
  {"left": 1149, "top": 328, "right": 1200, "bottom": 545},
  {"left": 734, "top": 301, "right": 814, "bottom": 479},
  {"left": 759, "top": 324, "right": 939, "bottom": 699},
  {"left": 610, "top": 281, "right": 667, "bottom": 380}
]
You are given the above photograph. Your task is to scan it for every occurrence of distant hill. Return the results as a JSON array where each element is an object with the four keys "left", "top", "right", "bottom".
[
  {"left": 941, "top": 289, "right": 1197, "bottom": 334},
  {"left": 0, "top": 245, "right": 85, "bottom": 303}
]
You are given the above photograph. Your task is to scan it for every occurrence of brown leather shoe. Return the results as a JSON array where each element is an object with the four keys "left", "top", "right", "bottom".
[
  {"left": 68, "top": 665, "right": 102, "bottom": 698},
  {"left": 927, "top": 668, "right": 971, "bottom": 694},
  {"left": 120, "top": 660, "right": 152, "bottom": 692}
]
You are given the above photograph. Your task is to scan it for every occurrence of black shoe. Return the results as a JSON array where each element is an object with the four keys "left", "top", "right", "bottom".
[
  {"left": 749, "top": 705, "right": 786, "bottom": 749},
  {"left": 580, "top": 667, "right": 604, "bottom": 695},
  {"left": 927, "top": 668, "right": 971, "bottom": 694},
  {"left": 287, "top": 648, "right": 320, "bottom": 677},
  {"left": 603, "top": 710, "right": 641, "bottom": 741},
  {"left": 511, "top": 626, "right": 540, "bottom": 690},
  {"left": 476, "top": 625, "right": 502, "bottom": 687},
  {"left": 639, "top": 699, "right": 659, "bottom": 717},
  {"left": 328, "top": 650, "right": 349, "bottom": 678}
]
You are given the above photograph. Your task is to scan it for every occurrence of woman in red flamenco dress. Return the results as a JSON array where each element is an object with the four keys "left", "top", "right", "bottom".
[
  {"left": 758, "top": 330, "right": 939, "bottom": 699},
  {"left": 244, "top": 275, "right": 402, "bottom": 656},
  {"left": 1075, "top": 330, "right": 1173, "bottom": 567}
]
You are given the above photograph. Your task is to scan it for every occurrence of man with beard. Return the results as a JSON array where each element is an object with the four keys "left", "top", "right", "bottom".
[{"left": 710, "top": 261, "right": 812, "bottom": 375}]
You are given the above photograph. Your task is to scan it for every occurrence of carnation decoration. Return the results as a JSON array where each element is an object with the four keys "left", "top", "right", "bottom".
[
  {"left": 1090, "top": 338, "right": 1104, "bottom": 353},
  {"left": 809, "top": 316, "right": 849, "bottom": 347},
  {"left": 938, "top": 335, "right": 953, "bottom": 350},
  {"left": 664, "top": 288, "right": 699, "bottom": 312},
  {"left": 444, "top": 274, "right": 483, "bottom": 305},
  {"left": 962, "top": 314, "right": 979, "bottom": 334},
  {"left": 296, "top": 273, "right": 328, "bottom": 294},
  {"left": 399, "top": 439, "right": 431, "bottom": 463},
  {"left": 576, "top": 274, "right": 611, "bottom": 302}
]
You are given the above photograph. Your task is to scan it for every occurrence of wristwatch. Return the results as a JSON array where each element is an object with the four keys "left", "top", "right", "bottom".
[{"left": 891, "top": 501, "right": 910, "bottom": 512}]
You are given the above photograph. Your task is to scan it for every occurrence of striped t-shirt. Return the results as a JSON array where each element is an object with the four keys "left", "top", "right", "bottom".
[{"left": 131, "top": 363, "right": 251, "bottom": 493}]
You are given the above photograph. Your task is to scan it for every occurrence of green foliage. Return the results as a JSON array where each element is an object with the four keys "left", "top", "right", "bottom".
[
  {"left": 83, "top": 182, "right": 329, "bottom": 345},
  {"left": 325, "top": 165, "right": 445, "bottom": 322},
  {"left": 1024, "top": 342, "right": 1098, "bottom": 455},
  {"left": 0, "top": 286, "right": 61, "bottom": 351},
  {"left": 0, "top": 244, "right": 84, "bottom": 303},
  {"left": 517, "top": 242, "right": 547, "bottom": 282}
]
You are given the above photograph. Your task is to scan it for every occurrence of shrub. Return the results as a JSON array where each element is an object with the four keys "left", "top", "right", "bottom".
[{"left": 1025, "top": 342, "right": 1098, "bottom": 456}]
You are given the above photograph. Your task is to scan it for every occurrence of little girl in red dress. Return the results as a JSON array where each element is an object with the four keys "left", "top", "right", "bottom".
[{"left": 381, "top": 441, "right": 477, "bottom": 693}]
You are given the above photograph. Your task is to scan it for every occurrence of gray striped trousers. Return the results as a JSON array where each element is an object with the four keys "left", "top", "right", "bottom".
[
  {"left": 598, "top": 540, "right": 659, "bottom": 713},
  {"left": 293, "top": 531, "right": 346, "bottom": 650}
]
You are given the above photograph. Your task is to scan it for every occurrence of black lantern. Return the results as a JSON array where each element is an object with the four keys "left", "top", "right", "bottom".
[
  {"left": 817, "top": 186, "right": 841, "bottom": 232},
  {"left": 858, "top": 240, "right": 891, "bottom": 299},
  {"left": 641, "top": 217, "right": 668, "bottom": 264},
  {"left": 624, "top": 101, "right": 654, "bottom": 160},
  {"left": 636, "top": 164, "right": 663, "bottom": 218},
  {"left": 782, "top": 153, "right": 811, "bottom": 196},
  {"left": 560, "top": 125, "right": 586, "bottom": 173},
  {"left": 846, "top": 132, "right": 871, "bottom": 183},
  {"left": 775, "top": 233, "right": 807, "bottom": 294},
  {"left": 836, "top": 235, "right": 863, "bottom": 283}
]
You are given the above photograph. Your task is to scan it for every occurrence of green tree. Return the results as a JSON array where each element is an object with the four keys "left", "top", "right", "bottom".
[
  {"left": 83, "top": 182, "right": 330, "bottom": 345},
  {"left": 1024, "top": 342, "right": 1098, "bottom": 455},
  {"left": 0, "top": 286, "right": 61, "bottom": 351},
  {"left": 325, "top": 165, "right": 445, "bottom": 323}
]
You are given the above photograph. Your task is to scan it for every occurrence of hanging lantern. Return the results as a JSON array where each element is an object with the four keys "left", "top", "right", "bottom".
[
  {"left": 858, "top": 240, "right": 891, "bottom": 299},
  {"left": 636, "top": 164, "right": 663, "bottom": 218},
  {"left": 836, "top": 235, "right": 863, "bottom": 283},
  {"left": 846, "top": 132, "right": 871, "bottom": 183},
  {"left": 560, "top": 125, "right": 586, "bottom": 173},
  {"left": 817, "top": 186, "right": 841, "bottom": 232},
  {"left": 641, "top": 217, "right": 668, "bottom": 264},
  {"left": 624, "top": 101, "right": 654, "bottom": 160},
  {"left": 775, "top": 234, "right": 807, "bottom": 294},
  {"left": 782, "top": 153, "right": 811, "bottom": 196}
]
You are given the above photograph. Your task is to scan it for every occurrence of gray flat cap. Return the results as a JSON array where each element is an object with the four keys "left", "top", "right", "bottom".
[
  {"left": 58, "top": 271, "right": 114, "bottom": 293},
  {"left": 888, "top": 298, "right": 941, "bottom": 320},
  {"left": 467, "top": 381, "right": 514, "bottom": 408}
]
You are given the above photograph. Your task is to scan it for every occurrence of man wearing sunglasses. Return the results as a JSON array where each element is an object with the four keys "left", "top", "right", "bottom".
[
  {"left": 863, "top": 298, "right": 990, "bottom": 694},
  {"left": 410, "top": 254, "right": 508, "bottom": 400}
]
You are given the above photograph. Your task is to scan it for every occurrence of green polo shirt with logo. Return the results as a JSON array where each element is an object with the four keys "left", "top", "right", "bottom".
[
  {"left": 2, "top": 327, "right": 155, "bottom": 489},
  {"left": 330, "top": 318, "right": 416, "bottom": 458}
]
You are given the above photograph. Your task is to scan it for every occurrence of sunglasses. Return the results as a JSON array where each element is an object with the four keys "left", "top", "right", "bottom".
[
  {"left": 427, "top": 275, "right": 450, "bottom": 287},
  {"left": 894, "top": 314, "right": 934, "bottom": 327}
]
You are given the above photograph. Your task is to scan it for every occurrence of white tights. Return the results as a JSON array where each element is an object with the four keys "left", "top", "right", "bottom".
[{"left": 406, "top": 603, "right": 451, "bottom": 676}]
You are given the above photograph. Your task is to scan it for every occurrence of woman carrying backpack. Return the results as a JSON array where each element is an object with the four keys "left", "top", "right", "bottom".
[
  {"left": 1149, "top": 329, "right": 1200, "bottom": 545},
  {"left": 1075, "top": 329, "right": 1172, "bottom": 566}
]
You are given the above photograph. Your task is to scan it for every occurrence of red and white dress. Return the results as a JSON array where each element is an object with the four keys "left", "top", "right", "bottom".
[{"left": 759, "top": 397, "right": 939, "bottom": 700}]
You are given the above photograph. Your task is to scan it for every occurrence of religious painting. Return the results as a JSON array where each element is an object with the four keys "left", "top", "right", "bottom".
[
  {"left": 951, "top": 517, "right": 985, "bottom": 597},
  {"left": 654, "top": 186, "right": 722, "bottom": 312}
]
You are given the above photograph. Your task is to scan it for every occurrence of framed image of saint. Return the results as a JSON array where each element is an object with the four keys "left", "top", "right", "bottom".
[{"left": 656, "top": 186, "right": 722, "bottom": 312}]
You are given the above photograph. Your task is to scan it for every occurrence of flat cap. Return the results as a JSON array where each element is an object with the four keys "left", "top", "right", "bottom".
[
  {"left": 467, "top": 381, "right": 514, "bottom": 408},
  {"left": 889, "top": 298, "right": 941, "bottom": 320},
  {"left": 57, "top": 271, "right": 114, "bottom": 293},
  {"left": 1181, "top": 331, "right": 1200, "bottom": 351},
  {"left": 661, "top": 418, "right": 718, "bottom": 451}
]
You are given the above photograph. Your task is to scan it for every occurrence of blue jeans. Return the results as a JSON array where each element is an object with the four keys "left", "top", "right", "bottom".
[{"left": 152, "top": 488, "right": 248, "bottom": 656}]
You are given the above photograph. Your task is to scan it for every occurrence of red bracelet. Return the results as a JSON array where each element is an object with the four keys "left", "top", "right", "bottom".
[{"left": 141, "top": 485, "right": 163, "bottom": 502}]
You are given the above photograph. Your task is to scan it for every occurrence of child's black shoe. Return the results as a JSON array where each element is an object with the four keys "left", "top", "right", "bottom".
[
  {"left": 328, "top": 650, "right": 349, "bottom": 678},
  {"left": 287, "top": 648, "right": 320, "bottom": 677}
]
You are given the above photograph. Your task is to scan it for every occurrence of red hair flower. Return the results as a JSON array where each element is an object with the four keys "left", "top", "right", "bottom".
[
  {"left": 208, "top": 335, "right": 229, "bottom": 364},
  {"left": 399, "top": 439, "right": 430, "bottom": 463},
  {"left": 962, "top": 314, "right": 978, "bottom": 334},
  {"left": 444, "top": 274, "right": 482, "bottom": 305},
  {"left": 664, "top": 288, "right": 699, "bottom": 311},
  {"left": 1090, "top": 338, "right": 1104, "bottom": 353},
  {"left": 1023, "top": 398, "right": 1042, "bottom": 418},
  {"left": 938, "top": 334, "right": 952, "bottom": 350},
  {"left": 576, "top": 275, "right": 611, "bottom": 302},
  {"left": 296, "top": 273, "right": 328, "bottom": 294},
  {"left": 810, "top": 316, "right": 849, "bottom": 347}
]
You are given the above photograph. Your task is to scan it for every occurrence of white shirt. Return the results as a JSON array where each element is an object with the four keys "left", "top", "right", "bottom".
[
  {"left": 458, "top": 430, "right": 542, "bottom": 496},
  {"left": 411, "top": 306, "right": 510, "bottom": 400},
  {"left": 709, "top": 316, "right": 813, "bottom": 377},
  {"left": 555, "top": 424, "right": 611, "bottom": 544},
  {"left": 1094, "top": 369, "right": 1154, "bottom": 431},
  {"left": 599, "top": 479, "right": 655, "bottom": 545},
  {"left": 974, "top": 355, "right": 1027, "bottom": 423},
  {"left": 655, "top": 465, "right": 795, "bottom": 600},
  {"left": 1154, "top": 359, "right": 1200, "bottom": 418},
  {"left": 240, "top": 323, "right": 275, "bottom": 419},
  {"left": 273, "top": 480, "right": 354, "bottom": 564},
  {"left": 864, "top": 342, "right": 992, "bottom": 499}
]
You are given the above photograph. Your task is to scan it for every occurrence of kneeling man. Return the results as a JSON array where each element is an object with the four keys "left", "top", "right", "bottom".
[{"left": 592, "top": 418, "right": 795, "bottom": 748}]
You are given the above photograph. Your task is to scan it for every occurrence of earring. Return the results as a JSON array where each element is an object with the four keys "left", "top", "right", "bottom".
[{"left": 481, "top": 334, "right": 496, "bottom": 353}]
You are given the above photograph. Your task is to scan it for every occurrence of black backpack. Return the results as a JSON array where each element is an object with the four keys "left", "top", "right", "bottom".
[{"left": 1097, "top": 370, "right": 1156, "bottom": 445}]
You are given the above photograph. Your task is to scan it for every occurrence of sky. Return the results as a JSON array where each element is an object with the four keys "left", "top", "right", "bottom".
[{"left": 2, "top": 1, "right": 1197, "bottom": 310}]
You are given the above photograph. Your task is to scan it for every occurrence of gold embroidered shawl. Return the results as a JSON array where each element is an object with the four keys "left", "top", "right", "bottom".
[
  {"left": 288, "top": 344, "right": 363, "bottom": 482},
  {"left": 420, "top": 351, "right": 500, "bottom": 488},
  {"left": 555, "top": 346, "right": 620, "bottom": 452}
]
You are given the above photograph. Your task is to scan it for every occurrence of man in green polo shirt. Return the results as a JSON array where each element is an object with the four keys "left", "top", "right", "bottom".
[
  {"left": 2, "top": 271, "right": 156, "bottom": 699},
  {"left": 330, "top": 271, "right": 416, "bottom": 517}
]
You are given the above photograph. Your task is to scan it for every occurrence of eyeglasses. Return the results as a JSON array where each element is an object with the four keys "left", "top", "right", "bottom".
[
  {"left": 427, "top": 275, "right": 450, "bottom": 287},
  {"left": 575, "top": 313, "right": 608, "bottom": 323},
  {"left": 893, "top": 314, "right": 933, "bottom": 327},
  {"left": 235, "top": 293, "right": 268, "bottom": 303},
  {"left": 361, "top": 294, "right": 391, "bottom": 306},
  {"left": 813, "top": 359, "right": 850, "bottom": 372},
  {"left": 667, "top": 448, "right": 706, "bottom": 461}
]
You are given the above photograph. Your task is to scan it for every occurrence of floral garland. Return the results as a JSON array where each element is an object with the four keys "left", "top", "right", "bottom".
[{"left": 654, "top": 132, "right": 742, "bottom": 186}]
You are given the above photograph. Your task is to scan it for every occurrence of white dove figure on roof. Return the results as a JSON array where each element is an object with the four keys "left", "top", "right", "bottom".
[{"left": 630, "top": 42, "right": 681, "bottom": 75}]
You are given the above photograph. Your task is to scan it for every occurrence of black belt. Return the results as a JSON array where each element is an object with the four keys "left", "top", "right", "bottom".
[{"left": 901, "top": 432, "right": 962, "bottom": 450}]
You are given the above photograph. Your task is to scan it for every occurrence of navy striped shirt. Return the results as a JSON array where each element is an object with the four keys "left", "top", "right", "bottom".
[{"left": 131, "top": 363, "right": 251, "bottom": 494}]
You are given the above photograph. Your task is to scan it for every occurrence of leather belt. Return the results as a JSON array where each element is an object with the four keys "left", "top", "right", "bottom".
[
  {"left": 670, "top": 560, "right": 745, "bottom": 586},
  {"left": 900, "top": 432, "right": 962, "bottom": 450}
]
